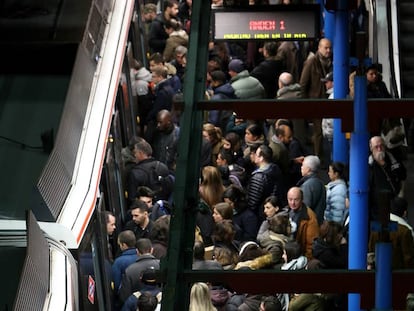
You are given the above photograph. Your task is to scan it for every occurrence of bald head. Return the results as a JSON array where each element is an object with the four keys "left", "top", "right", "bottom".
[
  {"left": 287, "top": 187, "right": 303, "bottom": 211},
  {"left": 318, "top": 38, "right": 332, "bottom": 59},
  {"left": 157, "top": 109, "right": 173, "bottom": 131},
  {"left": 278, "top": 72, "right": 293, "bottom": 88}
]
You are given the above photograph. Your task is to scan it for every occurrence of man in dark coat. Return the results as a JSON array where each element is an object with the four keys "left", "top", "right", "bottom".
[
  {"left": 148, "top": 0, "right": 179, "bottom": 54},
  {"left": 118, "top": 238, "right": 160, "bottom": 303},
  {"left": 247, "top": 145, "right": 286, "bottom": 219},
  {"left": 368, "top": 136, "right": 406, "bottom": 221},
  {"left": 208, "top": 70, "right": 236, "bottom": 133},
  {"left": 251, "top": 41, "right": 286, "bottom": 98}
]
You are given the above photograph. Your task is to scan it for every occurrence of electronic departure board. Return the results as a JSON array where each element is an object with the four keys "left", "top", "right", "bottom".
[{"left": 212, "top": 5, "right": 320, "bottom": 41}]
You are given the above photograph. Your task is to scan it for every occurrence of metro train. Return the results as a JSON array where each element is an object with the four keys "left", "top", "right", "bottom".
[{"left": 0, "top": 0, "right": 146, "bottom": 309}]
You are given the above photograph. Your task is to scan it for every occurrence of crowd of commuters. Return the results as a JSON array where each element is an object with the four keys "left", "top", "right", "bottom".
[{"left": 104, "top": 0, "right": 414, "bottom": 310}]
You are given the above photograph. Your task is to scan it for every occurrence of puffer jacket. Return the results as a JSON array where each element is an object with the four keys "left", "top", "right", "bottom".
[
  {"left": 230, "top": 70, "right": 265, "bottom": 99},
  {"left": 324, "top": 179, "right": 348, "bottom": 223}
]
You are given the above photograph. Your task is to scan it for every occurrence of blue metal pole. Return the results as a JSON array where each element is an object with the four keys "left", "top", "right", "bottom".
[
  {"left": 323, "top": 1, "right": 335, "bottom": 42},
  {"left": 332, "top": 0, "right": 349, "bottom": 163},
  {"left": 375, "top": 242, "right": 393, "bottom": 309},
  {"left": 348, "top": 74, "right": 369, "bottom": 311}
]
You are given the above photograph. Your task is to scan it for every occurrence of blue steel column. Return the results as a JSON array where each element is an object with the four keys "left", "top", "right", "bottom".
[
  {"left": 332, "top": 0, "right": 349, "bottom": 163},
  {"left": 375, "top": 242, "right": 392, "bottom": 309},
  {"left": 348, "top": 74, "right": 369, "bottom": 311}
]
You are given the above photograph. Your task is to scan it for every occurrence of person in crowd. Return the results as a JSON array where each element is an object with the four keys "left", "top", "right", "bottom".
[
  {"left": 163, "top": 18, "right": 188, "bottom": 62},
  {"left": 146, "top": 66, "right": 175, "bottom": 139},
  {"left": 216, "top": 148, "right": 246, "bottom": 188},
  {"left": 130, "top": 59, "right": 153, "bottom": 135},
  {"left": 259, "top": 296, "right": 283, "bottom": 311},
  {"left": 169, "top": 45, "right": 187, "bottom": 84},
  {"left": 192, "top": 240, "right": 223, "bottom": 270},
  {"left": 268, "top": 124, "right": 290, "bottom": 176},
  {"left": 112, "top": 230, "right": 138, "bottom": 293},
  {"left": 150, "top": 109, "right": 179, "bottom": 172},
  {"left": 223, "top": 185, "right": 259, "bottom": 242},
  {"left": 177, "top": 0, "right": 192, "bottom": 32},
  {"left": 212, "top": 202, "right": 234, "bottom": 224},
  {"left": 276, "top": 41, "right": 299, "bottom": 83},
  {"left": 321, "top": 72, "right": 335, "bottom": 163},
  {"left": 297, "top": 155, "right": 326, "bottom": 225},
  {"left": 242, "top": 122, "right": 266, "bottom": 173},
  {"left": 257, "top": 195, "right": 289, "bottom": 243},
  {"left": 300, "top": 38, "right": 333, "bottom": 163},
  {"left": 197, "top": 165, "right": 225, "bottom": 246},
  {"left": 121, "top": 268, "right": 162, "bottom": 311},
  {"left": 149, "top": 215, "right": 170, "bottom": 259},
  {"left": 142, "top": 3, "right": 158, "bottom": 37},
  {"left": 208, "top": 70, "right": 236, "bottom": 133},
  {"left": 287, "top": 187, "right": 320, "bottom": 259},
  {"left": 203, "top": 123, "right": 227, "bottom": 165},
  {"left": 148, "top": 0, "right": 179, "bottom": 54},
  {"left": 124, "top": 200, "right": 154, "bottom": 241},
  {"left": 149, "top": 52, "right": 182, "bottom": 94},
  {"left": 275, "top": 72, "right": 307, "bottom": 149},
  {"left": 366, "top": 64, "right": 392, "bottom": 98},
  {"left": 250, "top": 41, "right": 285, "bottom": 98},
  {"left": 368, "top": 136, "right": 406, "bottom": 221},
  {"left": 276, "top": 119, "right": 307, "bottom": 188},
  {"left": 324, "top": 161, "right": 348, "bottom": 224},
  {"left": 189, "top": 282, "right": 217, "bottom": 311},
  {"left": 212, "top": 219, "right": 240, "bottom": 269},
  {"left": 225, "top": 111, "right": 248, "bottom": 140},
  {"left": 119, "top": 238, "right": 160, "bottom": 303},
  {"left": 228, "top": 58, "right": 265, "bottom": 99},
  {"left": 368, "top": 197, "right": 414, "bottom": 269},
  {"left": 248, "top": 144, "right": 286, "bottom": 219},
  {"left": 127, "top": 139, "right": 172, "bottom": 203},
  {"left": 312, "top": 220, "right": 348, "bottom": 269},
  {"left": 257, "top": 212, "right": 292, "bottom": 255},
  {"left": 136, "top": 186, "right": 170, "bottom": 221},
  {"left": 105, "top": 211, "right": 116, "bottom": 262}
]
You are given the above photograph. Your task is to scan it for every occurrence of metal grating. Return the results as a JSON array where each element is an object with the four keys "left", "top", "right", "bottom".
[{"left": 13, "top": 212, "right": 49, "bottom": 311}]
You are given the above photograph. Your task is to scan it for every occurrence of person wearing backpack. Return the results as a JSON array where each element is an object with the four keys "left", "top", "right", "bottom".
[{"left": 127, "top": 139, "right": 174, "bottom": 204}]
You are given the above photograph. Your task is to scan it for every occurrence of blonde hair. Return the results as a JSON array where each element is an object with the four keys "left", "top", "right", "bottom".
[
  {"left": 189, "top": 282, "right": 216, "bottom": 311},
  {"left": 199, "top": 166, "right": 225, "bottom": 208}
]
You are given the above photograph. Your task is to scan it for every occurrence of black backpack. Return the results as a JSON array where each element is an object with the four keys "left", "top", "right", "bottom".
[{"left": 136, "top": 160, "right": 175, "bottom": 201}]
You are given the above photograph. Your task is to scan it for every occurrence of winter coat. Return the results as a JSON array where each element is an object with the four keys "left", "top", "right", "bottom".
[
  {"left": 118, "top": 254, "right": 160, "bottom": 302},
  {"left": 112, "top": 248, "right": 139, "bottom": 292},
  {"left": 324, "top": 179, "right": 348, "bottom": 224},
  {"left": 297, "top": 173, "right": 326, "bottom": 225},
  {"left": 208, "top": 83, "right": 236, "bottom": 132},
  {"left": 300, "top": 52, "right": 332, "bottom": 99},
  {"left": 247, "top": 163, "right": 286, "bottom": 216},
  {"left": 233, "top": 206, "right": 259, "bottom": 242},
  {"left": 163, "top": 30, "right": 188, "bottom": 62},
  {"left": 146, "top": 79, "right": 175, "bottom": 124},
  {"left": 277, "top": 83, "right": 302, "bottom": 99},
  {"left": 230, "top": 70, "right": 265, "bottom": 99},
  {"left": 250, "top": 57, "right": 285, "bottom": 98},
  {"left": 312, "top": 237, "right": 348, "bottom": 269},
  {"left": 290, "top": 204, "right": 320, "bottom": 260},
  {"left": 148, "top": 14, "right": 168, "bottom": 53}
]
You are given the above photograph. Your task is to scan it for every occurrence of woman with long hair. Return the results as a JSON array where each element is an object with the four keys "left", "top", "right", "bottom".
[
  {"left": 199, "top": 166, "right": 225, "bottom": 208},
  {"left": 189, "top": 282, "right": 217, "bottom": 311}
]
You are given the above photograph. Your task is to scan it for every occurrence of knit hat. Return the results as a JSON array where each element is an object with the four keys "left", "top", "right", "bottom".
[
  {"left": 228, "top": 59, "right": 245, "bottom": 73},
  {"left": 141, "top": 267, "right": 157, "bottom": 285}
]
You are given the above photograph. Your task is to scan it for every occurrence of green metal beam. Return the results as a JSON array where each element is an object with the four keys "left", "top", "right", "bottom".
[{"left": 160, "top": 0, "right": 211, "bottom": 310}]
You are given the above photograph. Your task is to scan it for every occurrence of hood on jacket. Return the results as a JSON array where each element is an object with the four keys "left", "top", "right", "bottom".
[
  {"left": 135, "top": 67, "right": 152, "bottom": 82},
  {"left": 212, "top": 82, "right": 236, "bottom": 99}
]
